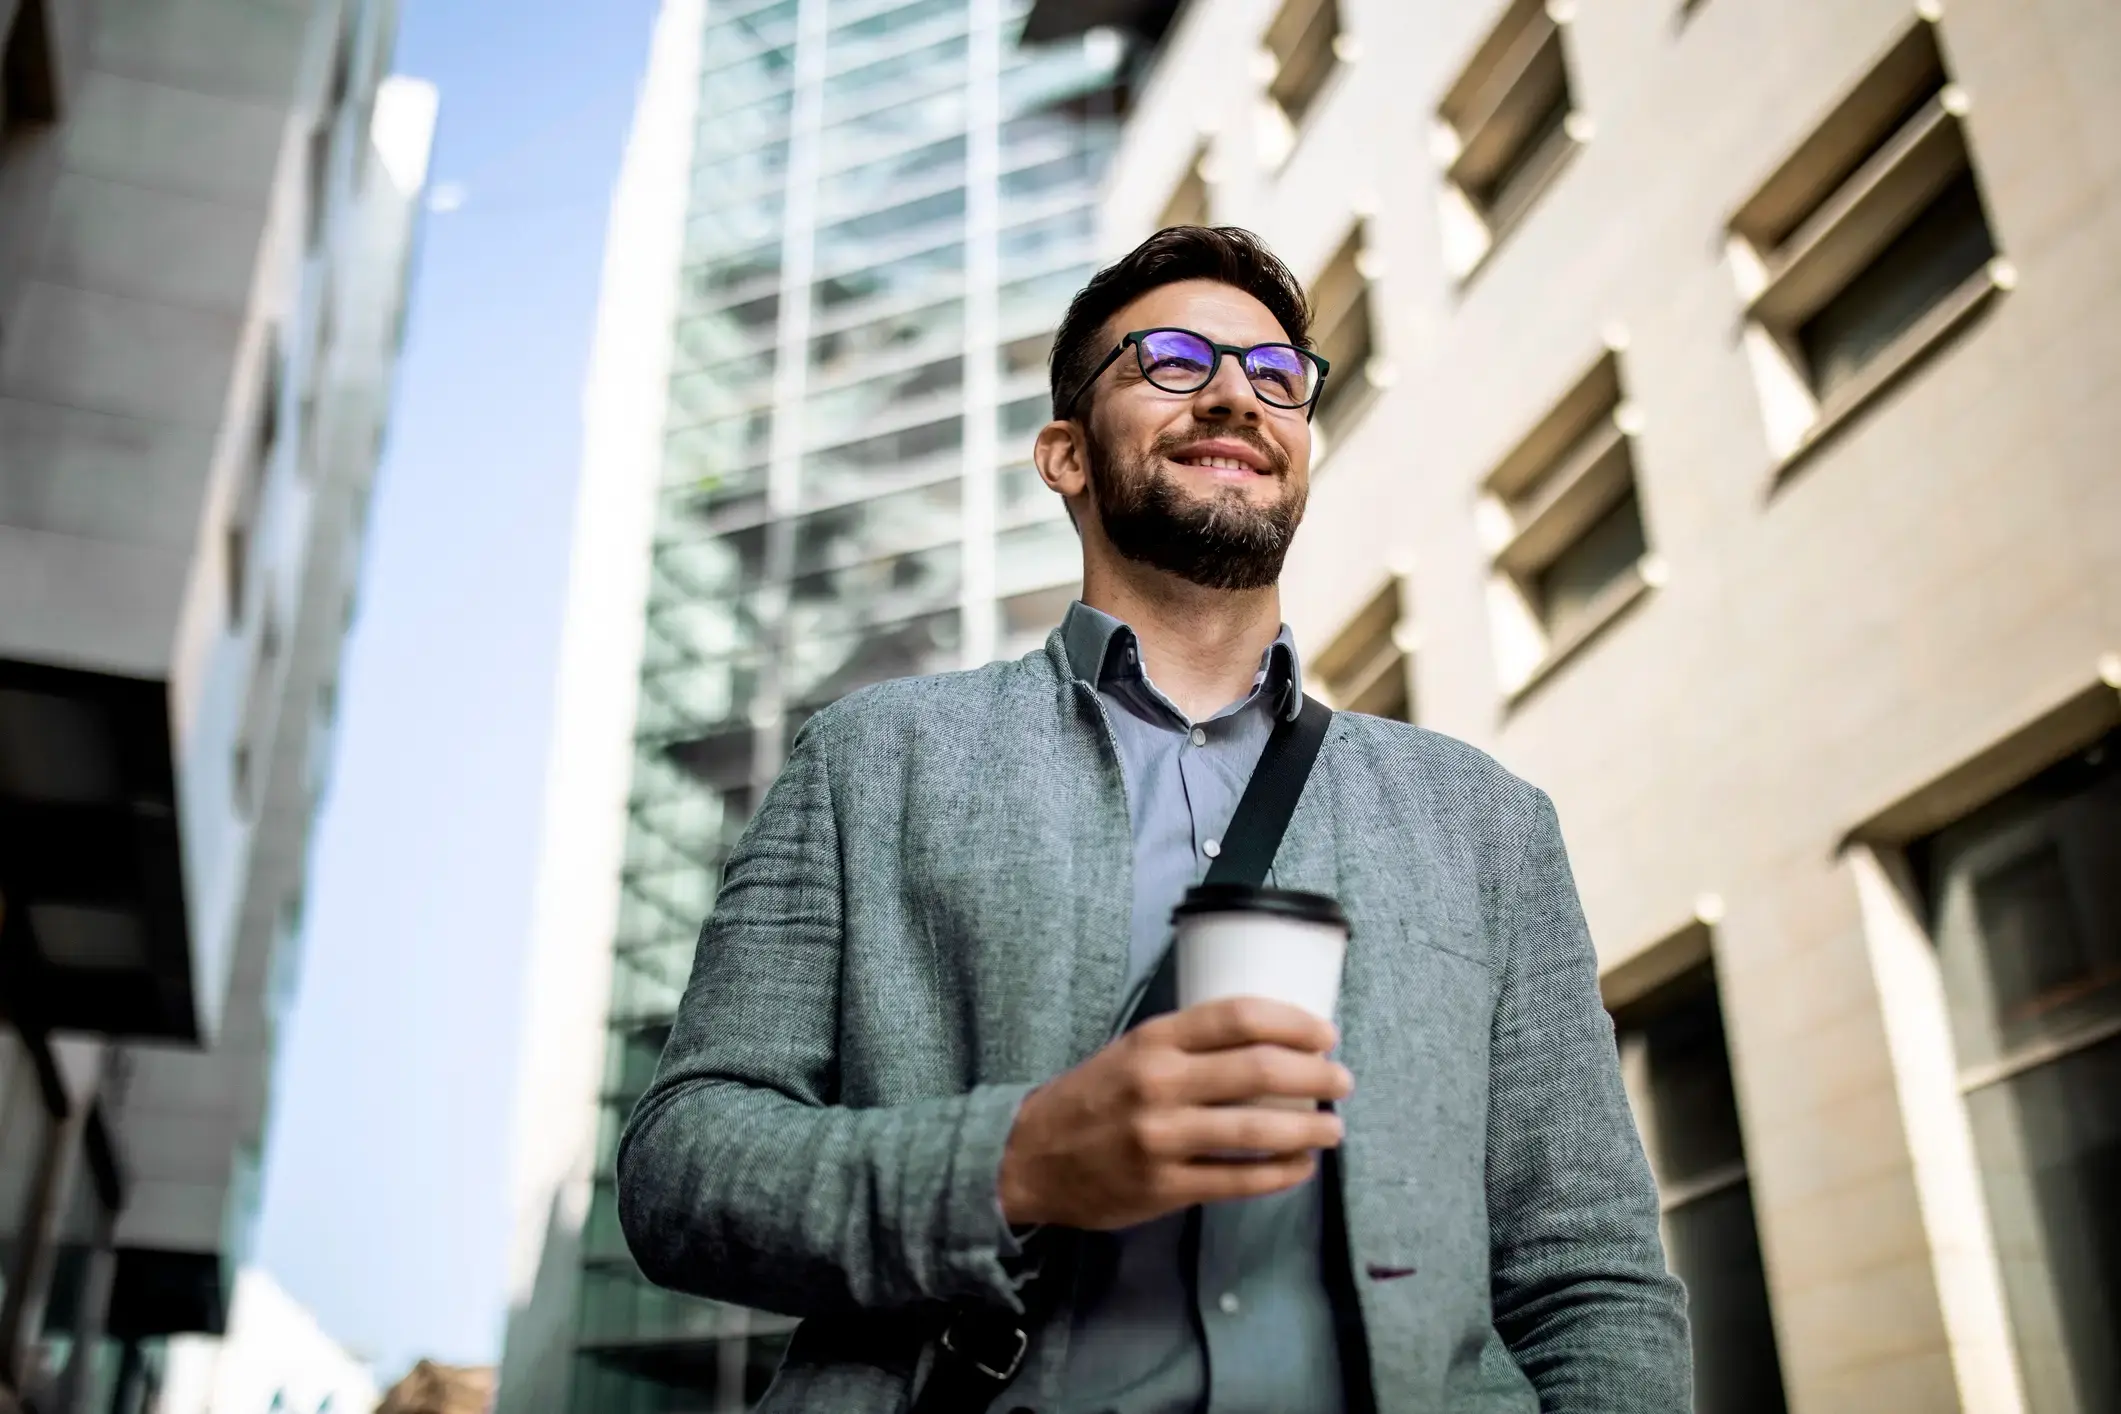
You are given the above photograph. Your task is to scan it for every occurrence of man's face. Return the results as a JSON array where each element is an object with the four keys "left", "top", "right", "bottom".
[{"left": 1075, "top": 279, "right": 1314, "bottom": 591}]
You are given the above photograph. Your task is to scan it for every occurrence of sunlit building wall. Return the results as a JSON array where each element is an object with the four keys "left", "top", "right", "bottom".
[
  {"left": 498, "top": 0, "right": 1164, "bottom": 1408},
  {"left": 0, "top": 1, "right": 432, "bottom": 1406},
  {"left": 1078, "top": 0, "right": 2121, "bottom": 1410}
]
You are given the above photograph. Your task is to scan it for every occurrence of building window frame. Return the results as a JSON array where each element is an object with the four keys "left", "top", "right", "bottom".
[
  {"left": 1478, "top": 344, "right": 1660, "bottom": 704},
  {"left": 1307, "top": 224, "right": 1387, "bottom": 457},
  {"left": 1255, "top": 0, "right": 1355, "bottom": 170},
  {"left": 1434, "top": 0, "right": 1590, "bottom": 282},
  {"left": 1846, "top": 676, "right": 2121, "bottom": 1414},
  {"left": 1607, "top": 930, "right": 1791, "bottom": 1414},
  {"left": 1313, "top": 578, "right": 1415, "bottom": 722},
  {"left": 1727, "top": 17, "right": 2011, "bottom": 479}
]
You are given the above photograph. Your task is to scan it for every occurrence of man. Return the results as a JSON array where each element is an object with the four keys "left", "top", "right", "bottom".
[{"left": 618, "top": 226, "right": 1691, "bottom": 1412}]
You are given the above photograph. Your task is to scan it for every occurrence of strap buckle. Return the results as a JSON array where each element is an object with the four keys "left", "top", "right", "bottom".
[{"left": 939, "top": 1318, "right": 1028, "bottom": 1384}]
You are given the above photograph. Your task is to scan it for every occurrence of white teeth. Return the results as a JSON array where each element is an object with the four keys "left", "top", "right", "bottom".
[{"left": 1179, "top": 454, "right": 1251, "bottom": 471}]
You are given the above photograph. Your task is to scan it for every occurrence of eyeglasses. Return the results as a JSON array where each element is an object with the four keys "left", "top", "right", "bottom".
[{"left": 1064, "top": 327, "right": 1332, "bottom": 419}]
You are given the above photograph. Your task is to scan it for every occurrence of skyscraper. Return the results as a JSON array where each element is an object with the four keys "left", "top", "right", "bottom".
[{"left": 501, "top": 1, "right": 1171, "bottom": 1409}]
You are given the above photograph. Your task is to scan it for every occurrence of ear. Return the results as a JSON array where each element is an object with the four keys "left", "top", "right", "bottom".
[{"left": 1032, "top": 418, "right": 1090, "bottom": 505}]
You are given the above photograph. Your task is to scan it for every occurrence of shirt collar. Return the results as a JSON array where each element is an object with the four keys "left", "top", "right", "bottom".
[{"left": 1059, "top": 600, "right": 1305, "bottom": 722}]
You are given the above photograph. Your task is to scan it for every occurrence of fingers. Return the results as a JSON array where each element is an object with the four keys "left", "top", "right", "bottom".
[
  {"left": 1154, "top": 996, "right": 1339, "bottom": 1056},
  {"left": 1166, "top": 1152, "right": 1324, "bottom": 1207},
  {"left": 1132, "top": 1101, "right": 1344, "bottom": 1164},
  {"left": 1178, "top": 1045, "right": 1353, "bottom": 1107}
]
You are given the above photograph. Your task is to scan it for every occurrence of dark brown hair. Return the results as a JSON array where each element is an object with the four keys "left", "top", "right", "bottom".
[{"left": 1047, "top": 225, "right": 1314, "bottom": 420}]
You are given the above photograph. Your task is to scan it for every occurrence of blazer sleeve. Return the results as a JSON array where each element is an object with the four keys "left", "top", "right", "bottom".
[
  {"left": 1485, "top": 785, "right": 1694, "bottom": 1411},
  {"left": 615, "top": 718, "right": 1039, "bottom": 1319}
]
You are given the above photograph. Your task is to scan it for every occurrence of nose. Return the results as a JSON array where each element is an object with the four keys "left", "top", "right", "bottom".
[{"left": 1189, "top": 350, "right": 1265, "bottom": 424}]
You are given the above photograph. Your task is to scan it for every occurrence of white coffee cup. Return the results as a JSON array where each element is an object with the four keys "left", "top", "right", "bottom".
[{"left": 1172, "top": 884, "right": 1350, "bottom": 1116}]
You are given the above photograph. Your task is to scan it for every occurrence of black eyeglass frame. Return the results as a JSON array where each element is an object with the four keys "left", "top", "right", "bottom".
[{"left": 1062, "top": 328, "right": 1332, "bottom": 421}]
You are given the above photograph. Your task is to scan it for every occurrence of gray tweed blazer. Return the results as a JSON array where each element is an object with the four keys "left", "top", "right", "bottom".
[{"left": 618, "top": 632, "right": 1691, "bottom": 1411}]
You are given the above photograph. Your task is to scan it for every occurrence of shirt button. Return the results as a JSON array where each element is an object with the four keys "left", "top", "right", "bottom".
[
  {"left": 1202, "top": 839, "right": 1221, "bottom": 859},
  {"left": 1217, "top": 1291, "right": 1241, "bottom": 1315},
  {"left": 1189, "top": 727, "right": 1207, "bottom": 747}
]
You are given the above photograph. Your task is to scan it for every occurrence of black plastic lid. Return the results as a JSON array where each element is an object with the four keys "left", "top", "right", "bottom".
[{"left": 1170, "top": 884, "right": 1348, "bottom": 929}]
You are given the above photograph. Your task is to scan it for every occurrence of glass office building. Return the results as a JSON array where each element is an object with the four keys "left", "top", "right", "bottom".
[{"left": 561, "top": 1, "right": 1151, "bottom": 1407}]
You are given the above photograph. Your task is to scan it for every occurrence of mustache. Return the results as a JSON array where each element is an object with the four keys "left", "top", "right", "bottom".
[{"left": 1149, "top": 427, "right": 1290, "bottom": 478}]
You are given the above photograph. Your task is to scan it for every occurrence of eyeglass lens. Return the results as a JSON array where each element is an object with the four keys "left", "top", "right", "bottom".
[{"left": 1136, "top": 329, "right": 1319, "bottom": 407}]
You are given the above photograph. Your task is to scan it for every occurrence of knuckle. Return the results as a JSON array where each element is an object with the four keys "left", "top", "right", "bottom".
[
  {"left": 1127, "top": 1110, "right": 1176, "bottom": 1158},
  {"left": 1130, "top": 1050, "right": 1184, "bottom": 1104}
]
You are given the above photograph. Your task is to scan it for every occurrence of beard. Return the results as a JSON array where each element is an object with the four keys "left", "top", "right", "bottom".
[{"left": 1085, "top": 425, "right": 1306, "bottom": 591}]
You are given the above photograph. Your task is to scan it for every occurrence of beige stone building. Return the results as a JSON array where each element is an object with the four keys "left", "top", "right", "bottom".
[{"left": 1037, "top": 0, "right": 2121, "bottom": 1408}]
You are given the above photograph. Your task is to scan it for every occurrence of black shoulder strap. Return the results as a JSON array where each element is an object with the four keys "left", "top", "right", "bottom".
[
  {"left": 1126, "top": 693, "right": 1332, "bottom": 1038},
  {"left": 1204, "top": 692, "right": 1333, "bottom": 889},
  {"left": 915, "top": 694, "right": 1334, "bottom": 1414}
]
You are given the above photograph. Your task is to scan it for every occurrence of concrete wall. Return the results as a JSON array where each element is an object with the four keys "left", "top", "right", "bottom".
[
  {"left": 1104, "top": 0, "right": 2121, "bottom": 1409},
  {"left": 114, "top": 40, "right": 434, "bottom": 1281}
]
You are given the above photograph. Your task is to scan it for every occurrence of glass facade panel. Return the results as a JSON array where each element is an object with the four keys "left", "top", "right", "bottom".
[
  {"left": 707, "top": 0, "right": 799, "bottom": 50},
  {"left": 814, "top": 186, "right": 968, "bottom": 271},
  {"left": 805, "top": 355, "right": 963, "bottom": 445},
  {"left": 810, "top": 299, "right": 963, "bottom": 380},
  {"left": 792, "top": 478, "right": 961, "bottom": 577},
  {"left": 698, "top": 44, "right": 796, "bottom": 118},
  {"left": 818, "top": 136, "right": 967, "bottom": 221},
  {"left": 1000, "top": 206, "right": 1094, "bottom": 280},
  {"left": 995, "top": 518, "right": 1080, "bottom": 599},
  {"left": 819, "top": 86, "right": 970, "bottom": 169},
  {"left": 998, "top": 460, "right": 1063, "bottom": 523},
  {"left": 827, "top": 0, "right": 967, "bottom": 72},
  {"left": 685, "top": 246, "right": 783, "bottom": 312},
  {"left": 996, "top": 391, "right": 1048, "bottom": 443},
  {"left": 823, "top": 36, "right": 967, "bottom": 125},
  {"left": 552, "top": 7, "right": 1131, "bottom": 1404},
  {"left": 667, "top": 404, "right": 770, "bottom": 478},
  {"left": 814, "top": 241, "right": 964, "bottom": 317},
  {"left": 1000, "top": 264, "right": 1093, "bottom": 333},
  {"left": 788, "top": 543, "right": 962, "bottom": 645},
  {"left": 801, "top": 413, "right": 962, "bottom": 505},
  {"left": 1000, "top": 148, "right": 1105, "bottom": 203},
  {"left": 695, "top": 137, "right": 791, "bottom": 200},
  {"left": 786, "top": 609, "right": 961, "bottom": 712},
  {"left": 1001, "top": 35, "right": 1126, "bottom": 119}
]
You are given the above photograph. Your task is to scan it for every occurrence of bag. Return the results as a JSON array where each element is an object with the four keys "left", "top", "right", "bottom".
[{"left": 912, "top": 694, "right": 1334, "bottom": 1414}]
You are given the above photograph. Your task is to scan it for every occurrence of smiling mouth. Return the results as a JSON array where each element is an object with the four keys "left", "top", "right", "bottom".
[{"left": 1169, "top": 453, "right": 1267, "bottom": 474}]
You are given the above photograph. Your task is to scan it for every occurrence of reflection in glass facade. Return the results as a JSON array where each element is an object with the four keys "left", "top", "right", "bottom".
[{"left": 568, "top": 1, "right": 1133, "bottom": 1408}]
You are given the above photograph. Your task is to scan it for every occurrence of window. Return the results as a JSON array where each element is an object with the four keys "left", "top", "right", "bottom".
[
  {"left": 1314, "top": 579, "right": 1413, "bottom": 721},
  {"left": 226, "top": 338, "right": 285, "bottom": 627},
  {"left": 306, "top": 26, "right": 353, "bottom": 251},
  {"left": 799, "top": 413, "right": 963, "bottom": 505},
  {"left": 803, "top": 354, "right": 963, "bottom": 446},
  {"left": 1479, "top": 349, "right": 1656, "bottom": 698},
  {"left": 1435, "top": 0, "right": 1586, "bottom": 279},
  {"left": 231, "top": 600, "right": 283, "bottom": 817},
  {"left": 1729, "top": 20, "right": 2007, "bottom": 467},
  {"left": 1911, "top": 731, "right": 2120, "bottom": 1414},
  {"left": 1308, "top": 226, "right": 1382, "bottom": 446},
  {"left": 1159, "top": 147, "right": 1211, "bottom": 229},
  {"left": 1613, "top": 961, "right": 1789, "bottom": 1414},
  {"left": 1257, "top": 0, "right": 1347, "bottom": 164}
]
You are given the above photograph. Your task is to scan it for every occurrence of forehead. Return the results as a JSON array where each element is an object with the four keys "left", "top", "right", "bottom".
[{"left": 1107, "top": 278, "right": 1292, "bottom": 347}]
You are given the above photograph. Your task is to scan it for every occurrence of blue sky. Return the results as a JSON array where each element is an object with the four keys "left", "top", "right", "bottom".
[{"left": 252, "top": 0, "right": 662, "bottom": 1378}]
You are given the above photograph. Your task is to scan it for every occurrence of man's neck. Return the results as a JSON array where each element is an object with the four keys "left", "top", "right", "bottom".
[{"left": 1081, "top": 556, "right": 1284, "bottom": 723}]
